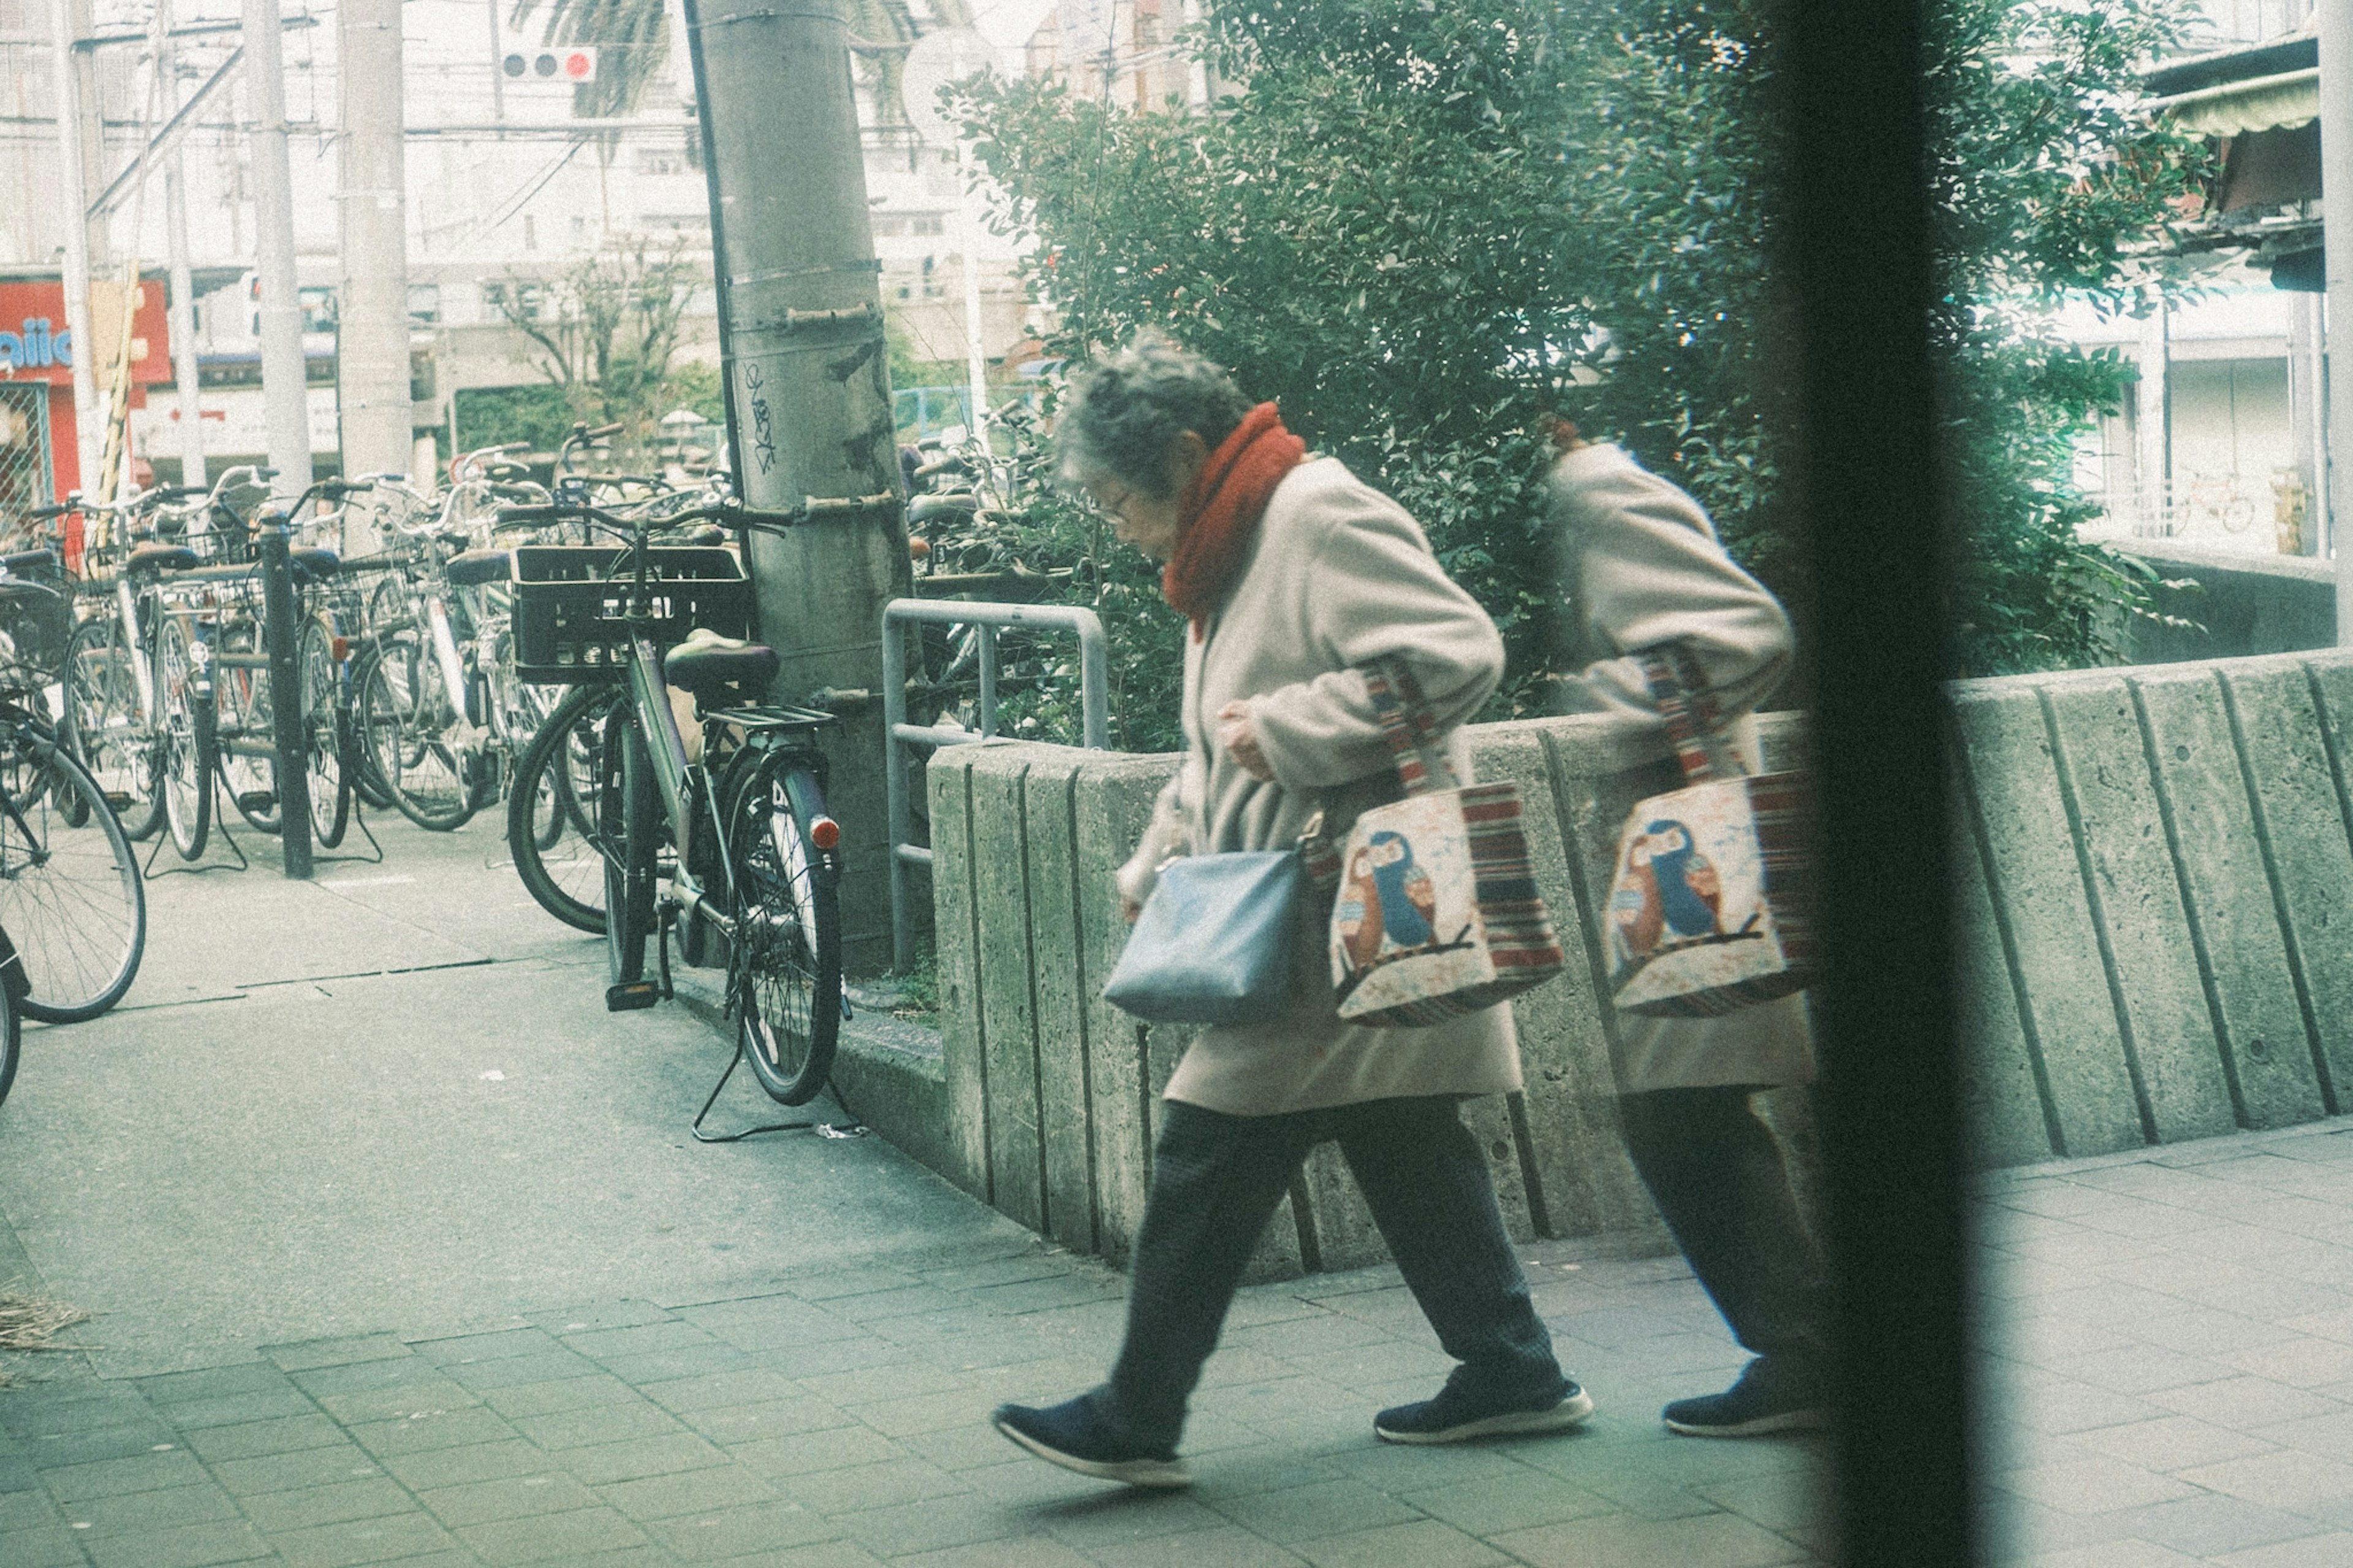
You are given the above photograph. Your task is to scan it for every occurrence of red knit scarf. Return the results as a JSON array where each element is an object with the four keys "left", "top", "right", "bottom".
[{"left": 1162, "top": 403, "right": 1306, "bottom": 637}]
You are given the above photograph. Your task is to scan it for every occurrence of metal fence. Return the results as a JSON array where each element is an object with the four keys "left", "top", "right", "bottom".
[
  {"left": 0, "top": 386, "right": 52, "bottom": 522},
  {"left": 879, "top": 597, "right": 1108, "bottom": 972}
]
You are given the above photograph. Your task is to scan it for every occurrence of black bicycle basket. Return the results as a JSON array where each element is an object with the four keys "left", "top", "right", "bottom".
[{"left": 509, "top": 545, "right": 754, "bottom": 683}]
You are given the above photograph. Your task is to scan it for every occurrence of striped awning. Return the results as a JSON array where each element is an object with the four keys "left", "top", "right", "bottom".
[{"left": 2150, "top": 67, "right": 2321, "bottom": 137}]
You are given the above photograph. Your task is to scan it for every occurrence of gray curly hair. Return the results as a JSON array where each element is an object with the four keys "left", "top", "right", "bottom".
[{"left": 1054, "top": 335, "right": 1256, "bottom": 501}]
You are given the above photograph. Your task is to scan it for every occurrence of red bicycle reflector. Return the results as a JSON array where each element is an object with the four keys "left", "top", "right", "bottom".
[
  {"left": 809, "top": 816, "right": 840, "bottom": 850},
  {"left": 563, "top": 50, "right": 593, "bottom": 78},
  {"left": 330, "top": 635, "right": 349, "bottom": 662}
]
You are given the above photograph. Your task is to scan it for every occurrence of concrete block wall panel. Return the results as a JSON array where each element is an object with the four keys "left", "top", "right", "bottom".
[
  {"left": 968, "top": 746, "right": 1050, "bottom": 1234},
  {"left": 1948, "top": 685, "right": 2146, "bottom": 1157},
  {"left": 1020, "top": 752, "right": 1099, "bottom": 1254},
  {"left": 1950, "top": 794, "right": 2063, "bottom": 1167},
  {"left": 2220, "top": 656, "right": 2353, "bottom": 1114},
  {"left": 1069, "top": 754, "right": 1181, "bottom": 1264},
  {"left": 925, "top": 743, "right": 991, "bottom": 1200},
  {"left": 2037, "top": 673, "right": 2234, "bottom": 1144},
  {"left": 2132, "top": 664, "right": 2327, "bottom": 1129},
  {"left": 2298, "top": 657, "right": 2353, "bottom": 1096}
]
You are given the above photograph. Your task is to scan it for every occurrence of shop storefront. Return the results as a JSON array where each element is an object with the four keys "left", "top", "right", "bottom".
[{"left": 0, "top": 273, "right": 173, "bottom": 512}]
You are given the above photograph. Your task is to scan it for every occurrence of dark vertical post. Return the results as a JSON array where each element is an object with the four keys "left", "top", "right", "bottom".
[
  {"left": 683, "top": 0, "right": 911, "bottom": 975},
  {"left": 258, "top": 525, "right": 314, "bottom": 879},
  {"left": 1781, "top": 3, "right": 1970, "bottom": 1562}
]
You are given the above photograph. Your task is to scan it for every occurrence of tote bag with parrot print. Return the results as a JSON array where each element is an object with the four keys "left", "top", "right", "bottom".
[
  {"left": 1605, "top": 645, "right": 1814, "bottom": 1017},
  {"left": 1329, "top": 662, "right": 1567, "bottom": 1026}
]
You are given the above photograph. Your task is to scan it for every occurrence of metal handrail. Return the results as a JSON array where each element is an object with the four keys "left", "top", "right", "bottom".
[{"left": 881, "top": 597, "right": 1109, "bottom": 972}]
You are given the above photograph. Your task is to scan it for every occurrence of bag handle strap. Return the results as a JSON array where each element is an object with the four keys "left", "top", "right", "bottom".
[
  {"left": 1362, "top": 658, "right": 1460, "bottom": 797},
  {"left": 1637, "top": 642, "right": 1737, "bottom": 784}
]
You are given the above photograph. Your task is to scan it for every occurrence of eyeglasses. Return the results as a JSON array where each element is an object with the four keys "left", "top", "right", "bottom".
[{"left": 1086, "top": 480, "right": 1137, "bottom": 518}]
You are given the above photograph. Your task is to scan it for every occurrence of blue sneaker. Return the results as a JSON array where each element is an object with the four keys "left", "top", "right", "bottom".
[
  {"left": 991, "top": 1395, "right": 1191, "bottom": 1488},
  {"left": 1662, "top": 1359, "right": 1829, "bottom": 1437},
  {"left": 1374, "top": 1377, "right": 1594, "bottom": 1445}
]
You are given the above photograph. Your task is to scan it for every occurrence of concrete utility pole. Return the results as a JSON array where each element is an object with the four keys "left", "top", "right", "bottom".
[
  {"left": 161, "top": 15, "right": 207, "bottom": 490},
  {"left": 336, "top": 0, "right": 411, "bottom": 540},
  {"left": 2322, "top": 1, "right": 2353, "bottom": 637},
  {"left": 684, "top": 0, "right": 911, "bottom": 974},
  {"left": 241, "top": 0, "right": 313, "bottom": 498},
  {"left": 46, "top": 0, "right": 102, "bottom": 494}
]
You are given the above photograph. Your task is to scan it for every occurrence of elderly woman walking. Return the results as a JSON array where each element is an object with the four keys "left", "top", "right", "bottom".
[{"left": 990, "top": 338, "right": 1587, "bottom": 1488}]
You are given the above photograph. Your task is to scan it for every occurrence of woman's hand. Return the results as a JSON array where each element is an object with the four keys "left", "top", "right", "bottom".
[{"left": 1216, "top": 701, "right": 1275, "bottom": 781}]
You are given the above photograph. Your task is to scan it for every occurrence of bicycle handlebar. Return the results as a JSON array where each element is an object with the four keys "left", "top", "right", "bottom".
[{"left": 495, "top": 499, "right": 811, "bottom": 532}]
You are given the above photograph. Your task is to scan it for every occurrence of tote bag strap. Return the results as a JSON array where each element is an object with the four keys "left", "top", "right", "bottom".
[
  {"left": 1636, "top": 641, "right": 1740, "bottom": 785},
  {"left": 1362, "top": 658, "right": 1461, "bottom": 797}
]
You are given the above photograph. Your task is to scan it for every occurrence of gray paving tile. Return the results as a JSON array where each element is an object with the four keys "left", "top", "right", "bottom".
[
  {"left": 452, "top": 1504, "right": 650, "bottom": 1564},
  {"left": 263, "top": 1336, "right": 415, "bottom": 1375},
  {"left": 1292, "top": 1518, "right": 1509, "bottom": 1568},
  {"left": 507, "top": 1398, "right": 683, "bottom": 1451},
  {"left": 379, "top": 1437, "right": 554, "bottom": 1493},
  {"left": 680, "top": 1396, "right": 855, "bottom": 1446},
  {"left": 346, "top": 1406, "right": 518, "bottom": 1458},
  {"left": 892, "top": 1534, "right": 1098, "bottom": 1568},
  {"left": 2211, "top": 1536, "right": 2353, "bottom": 1567},
  {"left": 268, "top": 1509, "right": 461, "bottom": 1568},
  {"left": 80, "top": 1520, "right": 273, "bottom": 1568},
  {"left": 642, "top": 1499, "right": 841, "bottom": 1560},
  {"left": 236, "top": 1477, "right": 417, "bottom": 1533},
  {"left": 593, "top": 1460, "right": 779, "bottom": 1521},
  {"left": 1202, "top": 1477, "right": 1423, "bottom": 1544},
  {"left": 1083, "top": 1524, "right": 1309, "bottom": 1567},
  {"left": 729, "top": 1423, "right": 906, "bottom": 1479},
  {"left": 479, "top": 1373, "right": 642, "bottom": 1420},
  {"left": 414, "top": 1470, "right": 605, "bottom": 1528},
  {"left": 64, "top": 1482, "right": 243, "bottom": 1536},
  {"left": 1492, "top": 1509, "right": 1814, "bottom": 1567},
  {"left": 783, "top": 1456, "right": 972, "bottom": 1514},
  {"left": 181, "top": 1414, "right": 351, "bottom": 1464},
  {"left": 41, "top": 1449, "right": 210, "bottom": 1502},
  {"left": 1396, "top": 1470, "right": 1617, "bottom": 1535},
  {"left": 0, "top": 1523, "right": 97, "bottom": 1568},
  {"left": 558, "top": 1431, "right": 732, "bottom": 1486}
]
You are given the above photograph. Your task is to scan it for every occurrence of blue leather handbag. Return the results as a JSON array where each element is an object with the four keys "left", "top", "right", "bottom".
[{"left": 1101, "top": 849, "right": 1305, "bottom": 1025}]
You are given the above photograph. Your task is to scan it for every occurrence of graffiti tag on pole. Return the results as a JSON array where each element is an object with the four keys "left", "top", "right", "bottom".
[{"left": 741, "top": 362, "right": 776, "bottom": 476}]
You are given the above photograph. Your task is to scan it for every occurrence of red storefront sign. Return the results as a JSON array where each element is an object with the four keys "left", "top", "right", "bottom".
[{"left": 0, "top": 276, "right": 173, "bottom": 506}]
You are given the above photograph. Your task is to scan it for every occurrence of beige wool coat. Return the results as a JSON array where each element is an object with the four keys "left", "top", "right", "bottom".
[
  {"left": 1547, "top": 441, "right": 1815, "bottom": 1093},
  {"left": 1114, "top": 456, "right": 1523, "bottom": 1116}
]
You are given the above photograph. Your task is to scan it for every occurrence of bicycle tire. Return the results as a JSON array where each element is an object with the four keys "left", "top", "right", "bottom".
[
  {"left": 729, "top": 756, "right": 841, "bottom": 1104},
  {"left": 507, "top": 683, "right": 615, "bottom": 933},
  {"left": 298, "top": 618, "right": 350, "bottom": 849},
  {"left": 602, "top": 707, "right": 656, "bottom": 989},
  {"left": 63, "top": 616, "right": 162, "bottom": 842},
  {"left": 0, "top": 960, "right": 19, "bottom": 1111},
  {"left": 216, "top": 624, "right": 281, "bottom": 834},
  {"left": 347, "top": 647, "right": 396, "bottom": 809},
  {"left": 362, "top": 634, "right": 474, "bottom": 831},
  {"left": 0, "top": 732, "right": 146, "bottom": 1023},
  {"left": 157, "top": 617, "right": 211, "bottom": 861}
]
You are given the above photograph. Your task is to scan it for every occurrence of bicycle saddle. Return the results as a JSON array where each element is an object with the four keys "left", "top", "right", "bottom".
[
  {"left": 444, "top": 548, "right": 513, "bottom": 586},
  {"left": 290, "top": 547, "right": 341, "bottom": 581},
  {"left": 127, "top": 542, "right": 200, "bottom": 572},
  {"left": 1, "top": 548, "right": 57, "bottom": 577},
  {"left": 665, "top": 627, "right": 778, "bottom": 695}
]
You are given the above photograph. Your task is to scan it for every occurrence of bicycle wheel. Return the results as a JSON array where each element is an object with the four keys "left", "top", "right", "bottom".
[
  {"left": 507, "top": 682, "right": 615, "bottom": 933},
  {"left": 729, "top": 756, "right": 841, "bottom": 1104},
  {"left": 156, "top": 617, "right": 211, "bottom": 861},
  {"left": 63, "top": 616, "right": 162, "bottom": 842},
  {"left": 215, "top": 624, "right": 280, "bottom": 834},
  {"left": 298, "top": 618, "right": 350, "bottom": 849},
  {"left": 347, "top": 647, "right": 396, "bottom": 809},
  {"left": 362, "top": 632, "right": 473, "bottom": 831},
  {"left": 0, "top": 729, "right": 146, "bottom": 1023},
  {"left": 602, "top": 707, "right": 656, "bottom": 991},
  {"left": 0, "top": 947, "right": 18, "bottom": 1111}
]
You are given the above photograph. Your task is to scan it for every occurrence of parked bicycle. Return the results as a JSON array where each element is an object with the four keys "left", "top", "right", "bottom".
[{"left": 500, "top": 495, "right": 853, "bottom": 1105}]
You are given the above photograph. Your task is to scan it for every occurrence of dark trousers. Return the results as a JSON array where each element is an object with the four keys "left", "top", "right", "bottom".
[
  {"left": 1618, "top": 1086, "right": 1831, "bottom": 1381},
  {"left": 1101, "top": 1096, "right": 1566, "bottom": 1449}
]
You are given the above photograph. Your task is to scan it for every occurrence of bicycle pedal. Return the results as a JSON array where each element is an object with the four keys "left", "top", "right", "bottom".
[
  {"left": 104, "top": 792, "right": 133, "bottom": 810},
  {"left": 237, "top": 790, "right": 276, "bottom": 812},
  {"left": 606, "top": 980, "right": 661, "bottom": 1012},
  {"left": 841, "top": 993, "right": 855, "bottom": 1021}
]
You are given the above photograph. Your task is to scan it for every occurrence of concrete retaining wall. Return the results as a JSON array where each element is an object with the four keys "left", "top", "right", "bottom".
[
  {"left": 838, "top": 648, "right": 2353, "bottom": 1269},
  {"left": 2118, "top": 540, "right": 2335, "bottom": 664}
]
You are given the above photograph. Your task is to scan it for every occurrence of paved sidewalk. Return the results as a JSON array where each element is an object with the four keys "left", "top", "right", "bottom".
[{"left": 4, "top": 817, "right": 2353, "bottom": 1564}]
